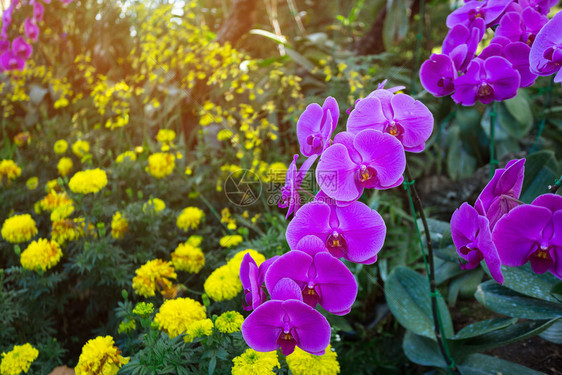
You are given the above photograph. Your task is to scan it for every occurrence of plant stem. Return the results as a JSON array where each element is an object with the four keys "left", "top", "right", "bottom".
[
  {"left": 549, "top": 175, "right": 562, "bottom": 194},
  {"left": 531, "top": 76, "right": 555, "bottom": 154},
  {"left": 489, "top": 103, "right": 498, "bottom": 180},
  {"left": 405, "top": 165, "right": 458, "bottom": 374}
]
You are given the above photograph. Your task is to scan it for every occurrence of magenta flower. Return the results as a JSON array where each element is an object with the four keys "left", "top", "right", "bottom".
[
  {"left": 518, "top": 0, "right": 559, "bottom": 15},
  {"left": 265, "top": 236, "right": 358, "bottom": 315},
  {"left": 347, "top": 92, "right": 433, "bottom": 153},
  {"left": 451, "top": 203, "right": 504, "bottom": 284},
  {"left": 286, "top": 200, "right": 386, "bottom": 264},
  {"left": 0, "top": 40, "right": 9, "bottom": 55},
  {"left": 297, "top": 97, "right": 338, "bottom": 157},
  {"left": 279, "top": 154, "right": 317, "bottom": 218},
  {"left": 493, "top": 194, "right": 562, "bottom": 279},
  {"left": 479, "top": 38, "right": 537, "bottom": 88},
  {"left": 446, "top": 0, "right": 512, "bottom": 29},
  {"left": 241, "top": 278, "right": 332, "bottom": 355},
  {"left": 419, "top": 54, "right": 458, "bottom": 97},
  {"left": 529, "top": 10, "right": 562, "bottom": 83},
  {"left": 12, "top": 36, "right": 32, "bottom": 60},
  {"left": 33, "top": 2, "right": 45, "bottom": 21},
  {"left": 475, "top": 158, "right": 525, "bottom": 230},
  {"left": 24, "top": 18, "right": 39, "bottom": 42},
  {"left": 240, "top": 253, "right": 279, "bottom": 311},
  {"left": 1, "top": 51, "right": 25, "bottom": 70},
  {"left": 316, "top": 130, "right": 405, "bottom": 202},
  {"left": 495, "top": 8, "right": 548, "bottom": 45},
  {"left": 452, "top": 56, "right": 520, "bottom": 105},
  {"left": 442, "top": 19, "right": 485, "bottom": 71}
]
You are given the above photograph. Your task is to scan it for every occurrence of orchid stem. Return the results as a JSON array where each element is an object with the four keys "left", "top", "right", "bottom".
[
  {"left": 531, "top": 76, "right": 555, "bottom": 154},
  {"left": 404, "top": 165, "right": 458, "bottom": 374},
  {"left": 549, "top": 175, "right": 562, "bottom": 194},
  {"left": 489, "top": 102, "right": 498, "bottom": 180}
]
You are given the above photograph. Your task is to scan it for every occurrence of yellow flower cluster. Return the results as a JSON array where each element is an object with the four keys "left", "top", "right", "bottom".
[
  {"left": 204, "top": 249, "right": 264, "bottom": 301},
  {"left": 0, "top": 343, "right": 39, "bottom": 375},
  {"left": 69, "top": 169, "right": 108, "bottom": 194},
  {"left": 176, "top": 206, "right": 204, "bottom": 231},
  {"left": 39, "top": 191, "right": 73, "bottom": 212},
  {"left": 54, "top": 139, "right": 68, "bottom": 154},
  {"left": 221, "top": 208, "right": 237, "bottom": 230},
  {"left": 231, "top": 349, "right": 280, "bottom": 375},
  {"left": 214, "top": 311, "right": 244, "bottom": 333},
  {"left": 72, "top": 140, "right": 90, "bottom": 158},
  {"left": 91, "top": 79, "right": 132, "bottom": 130},
  {"left": 132, "top": 259, "right": 177, "bottom": 297},
  {"left": 286, "top": 345, "right": 340, "bottom": 375},
  {"left": 14, "top": 131, "right": 30, "bottom": 147},
  {"left": 75, "top": 336, "right": 129, "bottom": 375},
  {"left": 20, "top": 239, "right": 63, "bottom": 272},
  {"left": 1, "top": 214, "right": 37, "bottom": 243},
  {"left": 142, "top": 198, "right": 166, "bottom": 213},
  {"left": 51, "top": 218, "right": 90, "bottom": 245},
  {"left": 111, "top": 211, "right": 128, "bottom": 239},
  {"left": 156, "top": 129, "right": 176, "bottom": 151},
  {"left": 0, "top": 160, "right": 21, "bottom": 186},
  {"left": 154, "top": 297, "right": 208, "bottom": 341},
  {"left": 146, "top": 152, "right": 175, "bottom": 179},
  {"left": 57, "top": 157, "right": 73, "bottom": 177},
  {"left": 115, "top": 150, "right": 137, "bottom": 163},
  {"left": 171, "top": 237, "right": 205, "bottom": 273},
  {"left": 26, "top": 177, "right": 38, "bottom": 190},
  {"left": 219, "top": 234, "right": 243, "bottom": 248}
]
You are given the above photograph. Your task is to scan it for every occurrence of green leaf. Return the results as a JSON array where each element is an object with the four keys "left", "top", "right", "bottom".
[
  {"left": 402, "top": 330, "right": 447, "bottom": 368},
  {"left": 452, "top": 318, "right": 518, "bottom": 340},
  {"left": 539, "top": 319, "right": 562, "bottom": 344},
  {"left": 446, "top": 125, "right": 478, "bottom": 181},
  {"left": 520, "top": 150, "right": 559, "bottom": 203},
  {"left": 383, "top": 0, "right": 414, "bottom": 50},
  {"left": 458, "top": 353, "right": 547, "bottom": 375},
  {"left": 501, "top": 95, "right": 534, "bottom": 138},
  {"left": 551, "top": 282, "right": 562, "bottom": 302},
  {"left": 475, "top": 281, "right": 562, "bottom": 319},
  {"left": 248, "top": 29, "right": 289, "bottom": 46},
  {"left": 285, "top": 48, "right": 316, "bottom": 73},
  {"left": 385, "top": 266, "right": 454, "bottom": 339},
  {"left": 448, "top": 268, "right": 484, "bottom": 307}
]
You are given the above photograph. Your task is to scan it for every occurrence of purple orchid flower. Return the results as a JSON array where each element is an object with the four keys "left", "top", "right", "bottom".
[
  {"left": 493, "top": 194, "right": 562, "bottom": 279},
  {"left": 446, "top": 0, "right": 513, "bottom": 29},
  {"left": 442, "top": 19, "right": 485, "bottom": 71},
  {"left": 12, "top": 36, "right": 32, "bottom": 60},
  {"left": 419, "top": 54, "right": 458, "bottom": 97},
  {"left": 479, "top": 38, "right": 537, "bottom": 87},
  {"left": 279, "top": 154, "right": 317, "bottom": 218},
  {"left": 347, "top": 91, "right": 433, "bottom": 153},
  {"left": 33, "top": 1, "right": 45, "bottom": 21},
  {"left": 286, "top": 200, "right": 386, "bottom": 264},
  {"left": 0, "top": 40, "right": 9, "bottom": 55},
  {"left": 495, "top": 8, "right": 548, "bottom": 45},
  {"left": 297, "top": 97, "right": 338, "bottom": 157},
  {"left": 2, "top": 6, "right": 13, "bottom": 28},
  {"left": 240, "top": 253, "right": 279, "bottom": 311},
  {"left": 529, "top": 10, "right": 562, "bottom": 84},
  {"left": 241, "top": 278, "right": 332, "bottom": 355},
  {"left": 0, "top": 51, "right": 25, "bottom": 71},
  {"left": 265, "top": 235, "right": 358, "bottom": 315},
  {"left": 452, "top": 56, "right": 520, "bottom": 105},
  {"left": 475, "top": 158, "right": 525, "bottom": 230},
  {"left": 451, "top": 203, "right": 504, "bottom": 284},
  {"left": 518, "top": 0, "right": 559, "bottom": 15},
  {"left": 316, "top": 130, "right": 405, "bottom": 202},
  {"left": 24, "top": 18, "right": 39, "bottom": 42}
]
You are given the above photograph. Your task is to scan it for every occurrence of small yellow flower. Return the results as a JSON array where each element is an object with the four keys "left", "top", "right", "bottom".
[
  {"left": 57, "top": 157, "right": 73, "bottom": 177},
  {"left": 132, "top": 259, "right": 177, "bottom": 298},
  {"left": 184, "top": 318, "right": 214, "bottom": 343},
  {"left": 0, "top": 160, "right": 21, "bottom": 186},
  {"left": 219, "top": 234, "right": 243, "bottom": 248},
  {"left": 39, "top": 191, "right": 73, "bottom": 212},
  {"left": 286, "top": 345, "right": 340, "bottom": 375},
  {"left": 72, "top": 140, "right": 90, "bottom": 158},
  {"left": 171, "top": 240, "right": 205, "bottom": 273},
  {"left": 154, "top": 297, "right": 207, "bottom": 339},
  {"left": 111, "top": 211, "right": 128, "bottom": 239},
  {"left": 115, "top": 151, "right": 137, "bottom": 163},
  {"left": 20, "top": 238, "right": 63, "bottom": 272},
  {"left": 177, "top": 207, "right": 204, "bottom": 231},
  {"left": 215, "top": 311, "right": 244, "bottom": 333},
  {"left": 146, "top": 152, "right": 175, "bottom": 179},
  {"left": 53, "top": 139, "right": 68, "bottom": 154},
  {"left": 0, "top": 343, "right": 39, "bottom": 375},
  {"left": 50, "top": 204, "right": 74, "bottom": 222},
  {"left": 156, "top": 129, "right": 176, "bottom": 143},
  {"left": 231, "top": 349, "right": 280, "bottom": 375},
  {"left": 1, "top": 214, "right": 37, "bottom": 243},
  {"left": 266, "top": 162, "right": 288, "bottom": 183},
  {"left": 75, "top": 336, "right": 129, "bottom": 375},
  {"left": 203, "top": 265, "right": 242, "bottom": 301},
  {"left": 51, "top": 218, "right": 88, "bottom": 245},
  {"left": 68, "top": 169, "right": 107, "bottom": 194},
  {"left": 142, "top": 198, "right": 165, "bottom": 213},
  {"left": 26, "top": 177, "right": 38, "bottom": 190},
  {"left": 13, "top": 131, "right": 31, "bottom": 147},
  {"left": 185, "top": 166, "right": 192, "bottom": 175}
]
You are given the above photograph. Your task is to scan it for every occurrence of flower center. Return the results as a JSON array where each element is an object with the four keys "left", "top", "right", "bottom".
[
  {"left": 306, "top": 134, "right": 323, "bottom": 153},
  {"left": 477, "top": 83, "right": 494, "bottom": 100},
  {"left": 528, "top": 244, "right": 554, "bottom": 274},
  {"left": 276, "top": 329, "right": 298, "bottom": 355},
  {"left": 357, "top": 165, "right": 378, "bottom": 188},
  {"left": 437, "top": 77, "right": 454, "bottom": 94},
  {"left": 302, "top": 282, "right": 320, "bottom": 307},
  {"left": 468, "top": 7, "right": 484, "bottom": 21},
  {"left": 326, "top": 231, "right": 347, "bottom": 258},
  {"left": 385, "top": 121, "right": 403, "bottom": 137}
]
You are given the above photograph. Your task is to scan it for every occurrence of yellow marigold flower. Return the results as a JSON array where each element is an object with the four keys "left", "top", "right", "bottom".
[
  {"left": 146, "top": 152, "right": 175, "bottom": 179},
  {"left": 0, "top": 160, "right": 21, "bottom": 186},
  {"left": 176, "top": 207, "right": 204, "bottom": 231},
  {"left": 111, "top": 211, "right": 128, "bottom": 239},
  {"left": 184, "top": 166, "right": 192, "bottom": 175},
  {"left": 142, "top": 198, "right": 165, "bottom": 213},
  {"left": 0, "top": 343, "right": 39, "bottom": 375},
  {"left": 203, "top": 265, "right": 241, "bottom": 301},
  {"left": 51, "top": 218, "right": 88, "bottom": 245},
  {"left": 115, "top": 151, "right": 137, "bottom": 163},
  {"left": 50, "top": 204, "right": 74, "bottom": 222},
  {"left": 75, "top": 336, "right": 129, "bottom": 375},
  {"left": 39, "top": 191, "right": 73, "bottom": 212},
  {"left": 266, "top": 161, "right": 288, "bottom": 183},
  {"left": 184, "top": 318, "right": 214, "bottom": 343},
  {"left": 72, "top": 140, "right": 90, "bottom": 158},
  {"left": 227, "top": 249, "right": 265, "bottom": 274},
  {"left": 231, "top": 349, "right": 280, "bottom": 375},
  {"left": 134, "top": 146, "right": 144, "bottom": 154},
  {"left": 26, "top": 177, "right": 38, "bottom": 190},
  {"left": 14, "top": 131, "right": 30, "bottom": 147},
  {"left": 172, "top": 241, "right": 205, "bottom": 273},
  {"left": 186, "top": 235, "right": 203, "bottom": 247},
  {"left": 20, "top": 238, "right": 62, "bottom": 272},
  {"left": 132, "top": 259, "right": 177, "bottom": 298},
  {"left": 1, "top": 214, "right": 37, "bottom": 243},
  {"left": 217, "top": 129, "right": 233, "bottom": 141},
  {"left": 69, "top": 169, "right": 108, "bottom": 194},
  {"left": 154, "top": 297, "right": 207, "bottom": 339},
  {"left": 45, "top": 179, "right": 60, "bottom": 193},
  {"left": 219, "top": 234, "right": 243, "bottom": 248},
  {"left": 286, "top": 345, "right": 340, "bottom": 375},
  {"left": 53, "top": 139, "right": 68, "bottom": 154},
  {"left": 215, "top": 311, "right": 244, "bottom": 333},
  {"left": 156, "top": 129, "right": 176, "bottom": 143}
]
